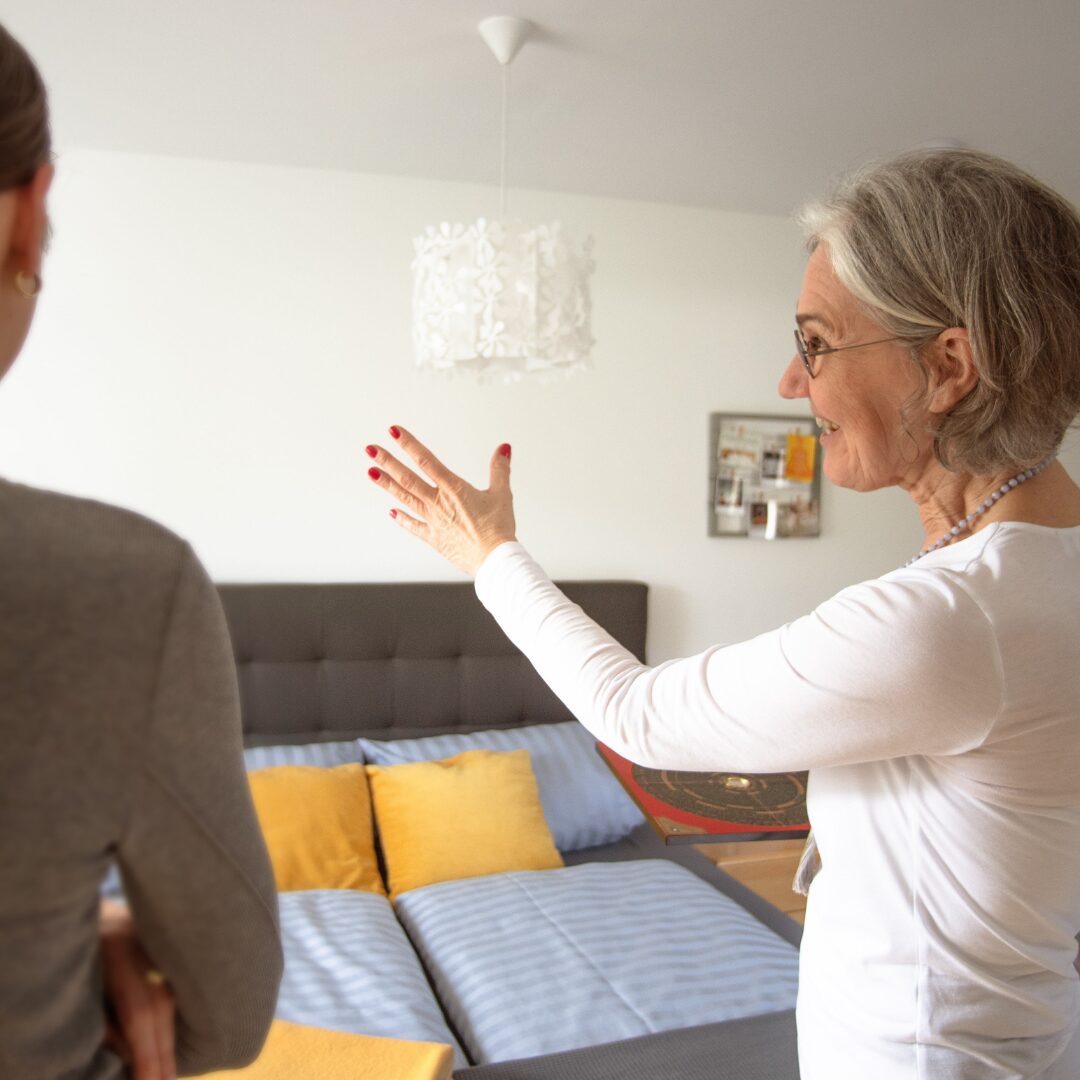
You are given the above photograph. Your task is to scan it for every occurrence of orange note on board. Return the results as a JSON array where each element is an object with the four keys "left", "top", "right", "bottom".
[{"left": 785, "top": 433, "right": 816, "bottom": 484}]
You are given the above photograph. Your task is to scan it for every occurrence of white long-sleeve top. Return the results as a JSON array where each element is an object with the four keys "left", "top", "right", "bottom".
[{"left": 475, "top": 523, "right": 1080, "bottom": 1079}]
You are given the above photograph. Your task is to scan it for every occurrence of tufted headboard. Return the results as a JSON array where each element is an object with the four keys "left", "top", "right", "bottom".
[{"left": 216, "top": 581, "right": 648, "bottom": 747}]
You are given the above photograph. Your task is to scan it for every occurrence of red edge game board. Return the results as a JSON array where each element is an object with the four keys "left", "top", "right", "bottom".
[{"left": 596, "top": 742, "right": 810, "bottom": 845}]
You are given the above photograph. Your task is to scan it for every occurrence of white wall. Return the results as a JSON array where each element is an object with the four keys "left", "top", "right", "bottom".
[{"left": 2, "top": 149, "right": 1074, "bottom": 661}]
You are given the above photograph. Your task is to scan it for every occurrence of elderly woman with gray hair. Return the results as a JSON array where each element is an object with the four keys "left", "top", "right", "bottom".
[{"left": 369, "top": 149, "right": 1080, "bottom": 1078}]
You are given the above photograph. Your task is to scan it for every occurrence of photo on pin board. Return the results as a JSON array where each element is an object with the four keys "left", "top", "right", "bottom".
[{"left": 707, "top": 413, "right": 822, "bottom": 539}]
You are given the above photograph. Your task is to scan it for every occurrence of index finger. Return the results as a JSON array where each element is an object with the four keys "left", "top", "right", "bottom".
[
  {"left": 125, "top": 998, "right": 163, "bottom": 1080},
  {"left": 119, "top": 975, "right": 175, "bottom": 1080},
  {"left": 153, "top": 980, "right": 176, "bottom": 1080},
  {"left": 388, "top": 425, "right": 460, "bottom": 488}
]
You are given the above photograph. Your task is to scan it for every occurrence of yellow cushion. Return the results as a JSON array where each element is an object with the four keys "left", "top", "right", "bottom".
[
  {"left": 247, "top": 763, "right": 384, "bottom": 894},
  {"left": 366, "top": 749, "right": 564, "bottom": 899},
  {"left": 201, "top": 1018, "right": 453, "bottom": 1080}
]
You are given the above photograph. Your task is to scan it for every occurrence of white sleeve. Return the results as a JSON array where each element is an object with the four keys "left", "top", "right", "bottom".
[{"left": 474, "top": 542, "right": 1003, "bottom": 772}]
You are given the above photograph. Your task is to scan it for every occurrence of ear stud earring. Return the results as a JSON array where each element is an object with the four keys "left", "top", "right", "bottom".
[{"left": 14, "top": 270, "right": 42, "bottom": 298}]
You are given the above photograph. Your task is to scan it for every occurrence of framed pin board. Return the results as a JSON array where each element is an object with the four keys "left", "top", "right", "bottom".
[{"left": 708, "top": 413, "right": 822, "bottom": 539}]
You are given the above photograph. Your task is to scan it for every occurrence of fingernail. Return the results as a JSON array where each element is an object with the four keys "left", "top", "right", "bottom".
[
  {"left": 389, "top": 426, "right": 401, "bottom": 440},
  {"left": 365, "top": 445, "right": 377, "bottom": 459},
  {"left": 499, "top": 443, "right": 511, "bottom": 459},
  {"left": 390, "top": 509, "right": 398, "bottom": 519},
  {"left": 368, "top": 467, "right": 381, "bottom": 480}
]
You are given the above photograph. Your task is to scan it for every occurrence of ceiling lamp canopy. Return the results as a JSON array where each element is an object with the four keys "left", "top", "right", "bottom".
[
  {"left": 412, "top": 15, "right": 595, "bottom": 382},
  {"left": 477, "top": 14, "right": 531, "bottom": 65}
]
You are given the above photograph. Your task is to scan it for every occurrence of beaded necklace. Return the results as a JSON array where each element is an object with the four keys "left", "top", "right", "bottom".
[{"left": 905, "top": 455, "right": 1056, "bottom": 567}]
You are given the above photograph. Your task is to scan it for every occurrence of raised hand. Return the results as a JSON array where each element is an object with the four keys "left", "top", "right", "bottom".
[{"left": 365, "top": 425, "right": 517, "bottom": 576}]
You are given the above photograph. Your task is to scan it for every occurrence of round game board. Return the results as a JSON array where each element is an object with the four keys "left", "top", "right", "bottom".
[{"left": 630, "top": 766, "right": 808, "bottom": 827}]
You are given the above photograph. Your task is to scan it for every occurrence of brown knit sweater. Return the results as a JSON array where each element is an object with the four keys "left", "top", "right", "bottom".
[{"left": 0, "top": 478, "right": 282, "bottom": 1078}]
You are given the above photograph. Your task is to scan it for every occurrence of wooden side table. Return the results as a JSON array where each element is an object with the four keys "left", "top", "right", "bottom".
[
  {"left": 594, "top": 742, "right": 810, "bottom": 923},
  {"left": 695, "top": 839, "right": 807, "bottom": 924}
]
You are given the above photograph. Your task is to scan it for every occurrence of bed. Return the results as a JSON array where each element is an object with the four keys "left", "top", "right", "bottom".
[{"left": 219, "top": 580, "right": 803, "bottom": 1080}]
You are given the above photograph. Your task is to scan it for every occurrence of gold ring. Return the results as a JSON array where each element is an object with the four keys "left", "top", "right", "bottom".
[{"left": 144, "top": 969, "right": 166, "bottom": 987}]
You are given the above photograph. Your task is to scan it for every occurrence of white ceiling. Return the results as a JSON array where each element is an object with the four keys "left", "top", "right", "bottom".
[{"left": 7, "top": 0, "right": 1080, "bottom": 216}]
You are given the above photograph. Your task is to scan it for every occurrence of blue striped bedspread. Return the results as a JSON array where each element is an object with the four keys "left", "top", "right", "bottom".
[
  {"left": 395, "top": 859, "right": 800, "bottom": 1065},
  {"left": 275, "top": 889, "right": 468, "bottom": 1068}
]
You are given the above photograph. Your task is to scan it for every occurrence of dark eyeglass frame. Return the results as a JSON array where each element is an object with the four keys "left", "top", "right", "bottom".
[{"left": 794, "top": 327, "right": 906, "bottom": 379}]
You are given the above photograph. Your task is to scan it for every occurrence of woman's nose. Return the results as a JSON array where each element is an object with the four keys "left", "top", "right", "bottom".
[{"left": 778, "top": 353, "right": 809, "bottom": 400}]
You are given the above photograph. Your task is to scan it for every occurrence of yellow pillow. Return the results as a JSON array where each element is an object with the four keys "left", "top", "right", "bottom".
[
  {"left": 247, "top": 763, "right": 385, "bottom": 895},
  {"left": 366, "top": 749, "right": 564, "bottom": 899}
]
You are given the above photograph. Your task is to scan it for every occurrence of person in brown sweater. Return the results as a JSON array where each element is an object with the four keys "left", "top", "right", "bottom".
[{"left": 0, "top": 21, "right": 282, "bottom": 1079}]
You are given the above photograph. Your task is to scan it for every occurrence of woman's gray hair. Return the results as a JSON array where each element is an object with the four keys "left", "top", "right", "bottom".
[
  {"left": 0, "top": 21, "right": 51, "bottom": 191},
  {"left": 798, "top": 148, "right": 1080, "bottom": 473}
]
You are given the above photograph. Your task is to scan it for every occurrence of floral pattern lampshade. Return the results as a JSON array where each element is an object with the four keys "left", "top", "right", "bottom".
[{"left": 412, "top": 218, "right": 595, "bottom": 381}]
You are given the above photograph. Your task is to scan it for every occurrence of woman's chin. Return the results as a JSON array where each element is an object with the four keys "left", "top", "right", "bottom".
[
  {"left": 822, "top": 449, "right": 879, "bottom": 493},
  {"left": 822, "top": 447, "right": 850, "bottom": 489},
  {"left": 824, "top": 464, "right": 889, "bottom": 494}
]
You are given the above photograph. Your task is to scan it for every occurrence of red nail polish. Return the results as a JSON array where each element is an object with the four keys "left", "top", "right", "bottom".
[
  {"left": 368, "top": 467, "right": 381, "bottom": 480},
  {"left": 390, "top": 509, "right": 398, "bottom": 519},
  {"left": 499, "top": 443, "right": 512, "bottom": 459},
  {"left": 365, "top": 445, "right": 377, "bottom": 459},
  {"left": 389, "top": 426, "right": 401, "bottom": 440}
]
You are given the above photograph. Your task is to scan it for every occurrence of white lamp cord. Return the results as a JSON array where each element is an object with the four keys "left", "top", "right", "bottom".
[{"left": 499, "top": 64, "right": 510, "bottom": 220}]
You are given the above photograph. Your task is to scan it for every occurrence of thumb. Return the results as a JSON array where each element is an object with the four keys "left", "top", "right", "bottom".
[{"left": 489, "top": 442, "right": 512, "bottom": 490}]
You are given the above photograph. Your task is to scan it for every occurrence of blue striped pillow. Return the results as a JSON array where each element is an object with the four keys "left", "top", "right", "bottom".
[
  {"left": 358, "top": 722, "right": 643, "bottom": 852},
  {"left": 243, "top": 740, "right": 365, "bottom": 772}
]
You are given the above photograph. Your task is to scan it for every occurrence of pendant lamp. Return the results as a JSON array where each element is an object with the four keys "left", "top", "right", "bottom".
[{"left": 412, "top": 15, "right": 595, "bottom": 381}]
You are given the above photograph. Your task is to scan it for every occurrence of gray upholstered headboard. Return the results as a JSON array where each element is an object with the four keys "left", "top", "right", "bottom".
[{"left": 216, "top": 582, "right": 647, "bottom": 747}]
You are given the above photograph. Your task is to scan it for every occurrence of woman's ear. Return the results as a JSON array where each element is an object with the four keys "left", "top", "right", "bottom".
[
  {"left": 926, "top": 327, "right": 978, "bottom": 415},
  {"left": 6, "top": 163, "right": 53, "bottom": 277}
]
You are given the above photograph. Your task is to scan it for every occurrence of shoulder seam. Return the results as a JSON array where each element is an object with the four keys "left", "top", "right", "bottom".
[{"left": 118, "top": 541, "right": 192, "bottom": 845}]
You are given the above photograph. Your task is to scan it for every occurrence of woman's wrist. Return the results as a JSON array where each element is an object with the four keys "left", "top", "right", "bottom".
[{"left": 475, "top": 537, "right": 521, "bottom": 578}]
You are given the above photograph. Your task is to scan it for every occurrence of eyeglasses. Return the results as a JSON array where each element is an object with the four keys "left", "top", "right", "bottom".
[{"left": 794, "top": 327, "right": 906, "bottom": 379}]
